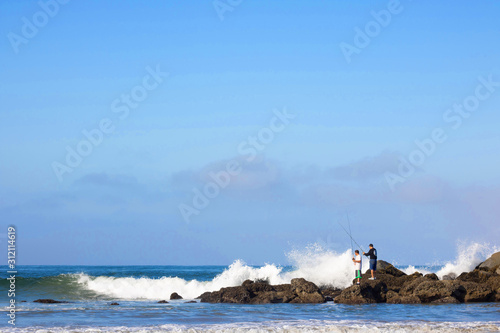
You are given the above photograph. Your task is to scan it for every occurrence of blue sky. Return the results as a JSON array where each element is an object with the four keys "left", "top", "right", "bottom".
[{"left": 1, "top": 0, "right": 499, "bottom": 265}]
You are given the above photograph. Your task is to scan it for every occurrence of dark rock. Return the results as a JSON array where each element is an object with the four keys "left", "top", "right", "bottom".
[
  {"left": 431, "top": 297, "right": 460, "bottom": 304},
  {"left": 411, "top": 280, "right": 465, "bottom": 303},
  {"left": 291, "top": 278, "right": 320, "bottom": 293},
  {"left": 479, "top": 252, "right": 500, "bottom": 272},
  {"left": 424, "top": 273, "right": 439, "bottom": 281},
  {"left": 170, "top": 292, "right": 183, "bottom": 300},
  {"left": 289, "top": 278, "right": 325, "bottom": 303},
  {"left": 245, "top": 281, "right": 274, "bottom": 294},
  {"left": 110, "top": 302, "right": 119, "bottom": 305},
  {"left": 320, "top": 286, "right": 342, "bottom": 300},
  {"left": 486, "top": 276, "right": 500, "bottom": 301},
  {"left": 386, "top": 290, "right": 421, "bottom": 304},
  {"left": 457, "top": 269, "right": 493, "bottom": 284},
  {"left": 274, "top": 284, "right": 293, "bottom": 293},
  {"left": 157, "top": 300, "right": 169, "bottom": 303},
  {"left": 199, "top": 286, "right": 252, "bottom": 304},
  {"left": 442, "top": 273, "right": 456, "bottom": 280},
  {"left": 460, "top": 282, "right": 493, "bottom": 302},
  {"left": 241, "top": 280, "right": 254, "bottom": 288},
  {"left": 388, "top": 295, "right": 422, "bottom": 304},
  {"left": 486, "top": 275, "right": 500, "bottom": 293},
  {"left": 199, "top": 278, "right": 326, "bottom": 304},
  {"left": 33, "top": 299, "right": 66, "bottom": 304},
  {"left": 251, "top": 291, "right": 286, "bottom": 304},
  {"left": 376, "top": 260, "right": 393, "bottom": 271},
  {"left": 335, "top": 281, "right": 387, "bottom": 304},
  {"left": 399, "top": 277, "right": 428, "bottom": 297},
  {"left": 357, "top": 271, "right": 420, "bottom": 293},
  {"left": 378, "top": 263, "right": 406, "bottom": 277},
  {"left": 184, "top": 300, "right": 197, "bottom": 303}
]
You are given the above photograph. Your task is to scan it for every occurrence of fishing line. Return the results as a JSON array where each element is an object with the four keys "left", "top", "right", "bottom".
[
  {"left": 347, "top": 213, "right": 354, "bottom": 257},
  {"left": 338, "top": 221, "right": 365, "bottom": 253}
]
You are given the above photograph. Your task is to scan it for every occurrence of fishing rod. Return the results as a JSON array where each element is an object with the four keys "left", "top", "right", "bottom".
[
  {"left": 347, "top": 213, "right": 354, "bottom": 257},
  {"left": 337, "top": 221, "right": 365, "bottom": 254}
]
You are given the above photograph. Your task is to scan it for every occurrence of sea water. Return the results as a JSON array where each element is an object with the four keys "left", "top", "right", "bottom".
[{"left": 0, "top": 243, "right": 499, "bottom": 332}]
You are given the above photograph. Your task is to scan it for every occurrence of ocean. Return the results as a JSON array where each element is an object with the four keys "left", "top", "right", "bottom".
[{"left": 1, "top": 244, "right": 499, "bottom": 332}]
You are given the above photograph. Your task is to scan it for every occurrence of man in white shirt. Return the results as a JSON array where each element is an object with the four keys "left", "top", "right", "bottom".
[{"left": 352, "top": 250, "right": 362, "bottom": 285}]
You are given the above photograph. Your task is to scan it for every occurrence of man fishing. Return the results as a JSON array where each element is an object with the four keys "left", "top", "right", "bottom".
[
  {"left": 363, "top": 244, "right": 377, "bottom": 280},
  {"left": 352, "top": 250, "right": 362, "bottom": 285}
]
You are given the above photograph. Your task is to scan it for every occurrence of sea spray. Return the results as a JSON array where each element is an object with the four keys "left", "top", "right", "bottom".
[
  {"left": 77, "top": 260, "right": 289, "bottom": 300},
  {"left": 285, "top": 244, "right": 360, "bottom": 288},
  {"left": 74, "top": 241, "right": 498, "bottom": 300},
  {"left": 435, "top": 241, "right": 499, "bottom": 278},
  {"left": 76, "top": 245, "right": 361, "bottom": 300}
]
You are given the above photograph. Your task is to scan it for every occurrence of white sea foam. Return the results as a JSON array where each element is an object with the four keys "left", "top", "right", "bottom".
[
  {"left": 5, "top": 321, "right": 500, "bottom": 332},
  {"left": 434, "top": 242, "right": 499, "bottom": 279},
  {"left": 75, "top": 246, "right": 358, "bottom": 300},
  {"left": 76, "top": 242, "right": 497, "bottom": 300}
]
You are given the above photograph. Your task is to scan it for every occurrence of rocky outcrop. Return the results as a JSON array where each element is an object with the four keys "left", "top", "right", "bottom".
[
  {"left": 197, "top": 254, "right": 500, "bottom": 305},
  {"left": 335, "top": 280, "right": 387, "bottom": 304},
  {"left": 320, "top": 286, "right": 342, "bottom": 302},
  {"left": 478, "top": 251, "right": 500, "bottom": 272},
  {"left": 170, "top": 292, "right": 183, "bottom": 300},
  {"left": 198, "top": 278, "right": 325, "bottom": 304},
  {"left": 33, "top": 299, "right": 67, "bottom": 304},
  {"left": 338, "top": 254, "right": 500, "bottom": 304}
]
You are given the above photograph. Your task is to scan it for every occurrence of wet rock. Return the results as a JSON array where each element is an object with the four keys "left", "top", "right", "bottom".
[
  {"left": 431, "top": 297, "right": 460, "bottom": 304},
  {"left": 244, "top": 280, "right": 274, "bottom": 294},
  {"left": 199, "top": 286, "right": 252, "bottom": 304},
  {"left": 460, "top": 282, "right": 493, "bottom": 302},
  {"left": 199, "top": 278, "right": 325, "bottom": 304},
  {"left": 361, "top": 271, "right": 421, "bottom": 293},
  {"left": 33, "top": 299, "right": 66, "bottom": 304},
  {"left": 487, "top": 276, "right": 500, "bottom": 301},
  {"left": 288, "top": 278, "right": 325, "bottom": 303},
  {"left": 457, "top": 269, "right": 493, "bottom": 284},
  {"left": 424, "top": 273, "right": 439, "bottom": 281},
  {"left": 110, "top": 302, "right": 119, "bottom": 305},
  {"left": 379, "top": 263, "right": 406, "bottom": 277},
  {"left": 442, "top": 273, "right": 456, "bottom": 280},
  {"left": 335, "top": 281, "right": 387, "bottom": 304},
  {"left": 157, "top": 300, "right": 169, "bottom": 303},
  {"left": 376, "top": 260, "right": 393, "bottom": 271},
  {"left": 320, "top": 286, "right": 342, "bottom": 301},
  {"left": 170, "top": 292, "right": 183, "bottom": 300},
  {"left": 479, "top": 252, "right": 500, "bottom": 272},
  {"left": 184, "top": 300, "right": 197, "bottom": 303},
  {"left": 412, "top": 280, "right": 465, "bottom": 303}
]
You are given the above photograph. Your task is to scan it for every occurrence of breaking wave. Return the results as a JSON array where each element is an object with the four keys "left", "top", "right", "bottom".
[{"left": 8, "top": 242, "right": 497, "bottom": 301}]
